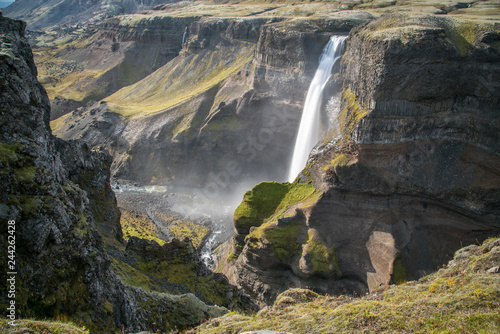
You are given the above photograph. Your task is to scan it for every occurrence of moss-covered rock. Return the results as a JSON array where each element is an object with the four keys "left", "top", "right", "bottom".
[
  {"left": 0, "top": 15, "right": 227, "bottom": 333},
  {"left": 195, "top": 238, "right": 500, "bottom": 334}
]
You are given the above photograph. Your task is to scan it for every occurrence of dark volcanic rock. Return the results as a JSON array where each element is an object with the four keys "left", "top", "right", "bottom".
[
  {"left": 221, "top": 14, "right": 500, "bottom": 306},
  {"left": 0, "top": 15, "right": 223, "bottom": 332}
]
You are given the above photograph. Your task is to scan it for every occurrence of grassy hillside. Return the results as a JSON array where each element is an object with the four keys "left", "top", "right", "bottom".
[
  {"left": 4, "top": 237, "right": 498, "bottom": 333},
  {"left": 197, "top": 237, "right": 500, "bottom": 333},
  {"left": 105, "top": 39, "right": 255, "bottom": 118}
]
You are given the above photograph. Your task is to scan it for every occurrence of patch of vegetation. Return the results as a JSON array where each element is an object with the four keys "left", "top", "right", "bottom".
[
  {"left": 110, "top": 257, "right": 159, "bottom": 291},
  {"left": 0, "top": 142, "right": 23, "bottom": 165},
  {"left": 130, "top": 255, "right": 232, "bottom": 307},
  {"left": 234, "top": 181, "right": 321, "bottom": 261},
  {"left": 443, "top": 19, "right": 497, "bottom": 57},
  {"left": 338, "top": 88, "right": 369, "bottom": 142},
  {"left": 249, "top": 221, "right": 304, "bottom": 262},
  {"left": 233, "top": 181, "right": 291, "bottom": 230},
  {"left": 195, "top": 237, "right": 500, "bottom": 334},
  {"left": 0, "top": 318, "right": 89, "bottom": 334},
  {"left": 321, "top": 153, "right": 350, "bottom": 172},
  {"left": 234, "top": 181, "right": 321, "bottom": 230},
  {"left": 49, "top": 112, "right": 71, "bottom": 132},
  {"left": 106, "top": 41, "right": 255, "bottom": 119},
  {"left": 170, "top": 219, "right": 210, "bottom": 249},
  {"left": 120, "top": 209, "right": 166, "bottom": 245},
  {"left": 304, "top": 230, "right": 338, "bottom": 273},
  {"left": 392, "top": 257, "right": 408, "bottom": 285}
]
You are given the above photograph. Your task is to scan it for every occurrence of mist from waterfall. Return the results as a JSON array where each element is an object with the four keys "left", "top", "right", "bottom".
[{"left": 288, "top": 36, "right": 347, "bottom": 183}]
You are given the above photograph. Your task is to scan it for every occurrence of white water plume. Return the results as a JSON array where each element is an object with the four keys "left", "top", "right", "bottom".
[{"left": 288, "top": 36, "right": 347, "bottom": 182}]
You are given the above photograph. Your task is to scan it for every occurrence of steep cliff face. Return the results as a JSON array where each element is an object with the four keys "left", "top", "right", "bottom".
[
  {"left": 0, "top": 15, "right": 223, "bottom": 332},
  {"left": 34, "top": 14, "right": 192, "bottom": 119},
  {"left": 221, "top": 14, "right": 500, "bottom": 305},
  {"left": 52, "top": 14, "right": 370, "bottom": 188}
]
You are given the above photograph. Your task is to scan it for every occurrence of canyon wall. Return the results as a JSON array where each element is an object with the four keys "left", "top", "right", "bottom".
[
  {"left": 0, "top": 15, "right": 224, "bottom": 332},
  {"left": 53, "top": 14, "right": 370, "bottom": 188},
  {"left": 221, "top": 14, "right": 500, "bottom": 305}
]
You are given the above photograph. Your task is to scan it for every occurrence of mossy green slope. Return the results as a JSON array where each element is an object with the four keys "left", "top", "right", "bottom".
[
  {"left": 231, "top": 181, "right": 323, "bottom": 264},
  {"left": 0, "top": 318, "right": 90, "bottom": 334},
  {"left": 105, "top": 39, "right": 255, "bottom": 118},
  {"left": 196, "top": 237, "right": 500, "bottom": 333},
  {"left": 234, "top": 181, "right": 322, "bottom": 236}
]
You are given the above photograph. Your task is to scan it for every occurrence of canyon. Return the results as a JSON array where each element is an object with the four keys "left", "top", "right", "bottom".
[{"left": 1, "top": 0, "right": 499, "bottom": 332}]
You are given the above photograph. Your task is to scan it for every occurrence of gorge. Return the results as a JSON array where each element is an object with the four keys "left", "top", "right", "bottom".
[{"left": 1, "top": 0, "right": 500, "bottom": 333}]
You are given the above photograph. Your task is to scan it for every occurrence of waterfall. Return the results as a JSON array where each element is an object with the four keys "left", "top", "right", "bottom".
[
  {"left": 287, "top": 36, "right": 347, "bottom": 182},
  {"left": 182, "top": 27, "right": 188, "bottom": 44}
]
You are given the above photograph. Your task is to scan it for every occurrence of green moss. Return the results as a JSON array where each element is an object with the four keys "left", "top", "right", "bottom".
[
  {"left": 15, "top": 166, "right": 37, "bottom": 183},
  {"left": 10, "top": 195, "right": 44, "bottom": 216},
  {"left": 321, "top": 154, "right": 350, "bottom": 172},
  {"left": 103, "top": 300, "right": 114, "bottom": 315},
  {"left": 302, "top": 230, "right": 340, "bottom": 274},
  {"left": 234, "top": 181, "right": 321, "bottom": 233},
  {"left": 392, "top": 258, "right": 407, "bottom": 285},
  {"left": 202, "top": 114, "right": 243, "bottom": 132},
  {"left": 110, "top": 257, "right": 158, "bottom": 291},
  {"left": 233, "top": 181, "right": 291, "bottom": 230},
  {"left": 0, "top": 318, "right": 90, "bottom": 333},
  {"left": 234, "top": 181, "right": 321, "bottom": 262},
  {"left": 444, "top": 20, "right": 496, "bottom": 57},
  {"left": 227, "top": 250, "right": 237, "bottom": 262},
  {"left": 196, "top": 237, "right": 500, "bottom": 334},
  {"left": 306, "top": 240, "right": 330, "bottom": 272},
  {"left": 249, "top": 221, "right": 304, "bottom": 262},
  {"left": 338, "top": 88, "right": 368, "bottom": 142},
  {"left": 0, "top": 142, "right": 23, "bottom": 165},
  {"left": 170, "top": 220, "right": 210, "bottom": 249},
  {"left": 273, "top": 182, "right": 320, "bottom": 220},
  {"left": 120, "top": 209, "right": 166, "bottom": 245}
]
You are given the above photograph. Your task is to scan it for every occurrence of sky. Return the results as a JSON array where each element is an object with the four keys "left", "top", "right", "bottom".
[{"left": 0, "top": 0, "right": 14, "bottom": 9}]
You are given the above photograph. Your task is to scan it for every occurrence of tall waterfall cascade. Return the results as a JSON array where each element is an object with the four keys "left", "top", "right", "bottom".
[
  {"left": 288, "top": 35, "right": 347, "bottom": 183},
  {"left": 182, "top": 27, "right": 188, "bottom": 44}
]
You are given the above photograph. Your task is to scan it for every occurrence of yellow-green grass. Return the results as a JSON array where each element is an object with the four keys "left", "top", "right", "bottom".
[
  {"left": 321, "top": 153, "right": 351, "bottom": 172},
  {"left": 170, "top": 220, "right": 210, "bottom": 249},
  {"left": 0, "top": 318, "right": 89, "bottom": 334},
  {"left": 234, "top": 181, "right": 322, "bottom": 231},
  {"left": 120, "top": 209, "right": 166, "bottom": 245},
  {"left": 49, "top": 112, "right": 71, "bottom": 132},
  {"left": 238, "top": 181, "right": 322, "bottom": 262},
  {"left": 196, "top": 237, "right": 500, "bottom": 334},
  {"left": 105, "top": 42, "right": 255, "bottom": 118}
]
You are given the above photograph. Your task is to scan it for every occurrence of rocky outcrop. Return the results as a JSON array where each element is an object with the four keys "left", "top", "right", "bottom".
[
  {"left": 0, "top": 15, "right": 224, "bottom": 332},
  {"left": 53, "top": 14, "right": 371, "bottom": 189},
  {"left": 221, "top": 14, "right": 500, "bottom": 305}
]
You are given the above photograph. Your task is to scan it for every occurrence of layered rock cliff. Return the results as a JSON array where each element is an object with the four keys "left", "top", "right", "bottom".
[
  {"left": 220, "top": 14, "right": 500, "bottom": 305},
  {"left": 33, "top": 14, "right": 193, "bottom": 119},
  {"left": 0, "top": 15, "right": 224, "bottom": 332},
  {"left": 52, "top": 13, "right": 370, "bottom": 188}
]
